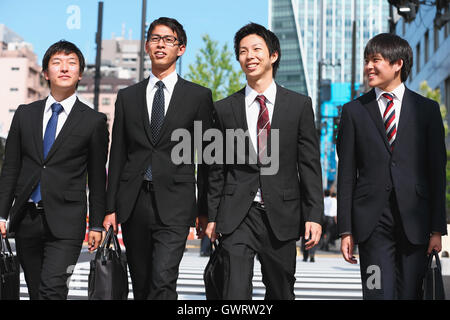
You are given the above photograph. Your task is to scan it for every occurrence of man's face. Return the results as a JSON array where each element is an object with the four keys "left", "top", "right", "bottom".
[
  {"left": 238, "top": 34, "right": 278, "bottom": 81},
  {"left": 364, "top": 53, "right": 403, "bottom": 90},
  {"left": 145, "top": 24, "right": 185, "bottom": 73},
  {"left": 44, "top": 52, "right": 82, "bottom": 90}
]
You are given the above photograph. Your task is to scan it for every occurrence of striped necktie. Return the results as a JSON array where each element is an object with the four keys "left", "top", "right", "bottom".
[
  {"left": 382, "top": 93, "right": 396, "bottom": 150},
  {"left": 255, "top": 95, "right": 271, "bottom": 164}
]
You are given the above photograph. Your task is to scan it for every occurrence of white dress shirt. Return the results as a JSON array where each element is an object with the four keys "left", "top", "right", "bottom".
[
  {"left": 43, "top": 93, "right": 77, "bottom": 138},
  {"left": 375, "top": 82, "right": 405, "bottom": 129},
  {"left": 146, "top": 70, "right": 178, "bottom": 123},
  {"left": 245, "top": 81, "right": 277, "bottom": 203}
]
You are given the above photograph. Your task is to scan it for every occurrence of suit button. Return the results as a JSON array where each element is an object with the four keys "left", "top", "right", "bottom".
[
  {"left": 391, "top": 162, "right": 396, "bottom": 167},
  {"left": 250, "top": 191, "right": 256, "bottom": 196},
  {"left": 43, "top": 165, "right": 46, "bottom": 169},
  {"left": 386, "top": 185, "right": 391, "bottom": 191}
]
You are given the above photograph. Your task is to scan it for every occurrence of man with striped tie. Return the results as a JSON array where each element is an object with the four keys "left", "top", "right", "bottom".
[
  {"left": 205, "top": 23, "right": 323, "bottom": 299},
  {"left": 337, "top": 33, "right": 447, "bottom": 299}
]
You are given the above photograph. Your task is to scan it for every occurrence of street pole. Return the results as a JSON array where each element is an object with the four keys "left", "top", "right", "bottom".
[
  {"left": 139, "top": 0, "right": 147, "bottom": 82},
  {"left": 350, "top": 0, "right": 356, "bottom": 101},
  {"left": 93, "top": 1, "right": 103, "bottom": 112},
  {"left": 317, "top": 0, "right": 324, "bottom": 135}
]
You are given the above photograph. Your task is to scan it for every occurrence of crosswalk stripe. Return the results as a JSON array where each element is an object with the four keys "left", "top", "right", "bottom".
[{"left": 18, "top": 254, "right": 362, "bottom": 300}]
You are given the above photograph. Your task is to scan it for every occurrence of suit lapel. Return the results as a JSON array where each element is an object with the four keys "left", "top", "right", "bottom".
[
  {"left": 270, "top": 85, "right": 287, "bottom": 132},
  {"left": 362, "top": 89, "right": 392, "bottom": 154},
  {"left": 44, "top": 98, "right": 86, "bottom": 162},
  {"left": 231, "top": 88, "right": 259, "bottom": 169},
  {"left": 393, "top": 87, "right": 414, "bottom": 148},
  {"left": 138, "top": 78, "right": 153, "bottom": 145},
  {"left": 32, "top": 99, "right": 46, "bottom": 162}
]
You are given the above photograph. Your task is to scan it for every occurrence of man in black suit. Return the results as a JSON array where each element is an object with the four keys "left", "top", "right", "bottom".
[
  {"left": 205, "top": 23, "right": 323, "bottom": 300},
  {"left": 0, "top": 41, "right": 108, "bottom": 299},
  {"left": 103, "top": 17, "right": 214, "bottom": 300},
  {"left": 337, "top": 33, "right": 447, "bottom": 299}
]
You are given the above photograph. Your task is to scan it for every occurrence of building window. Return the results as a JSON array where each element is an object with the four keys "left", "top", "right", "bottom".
[
  {"left": 424, "top": 30, "right": 429, "bottom": 63},
  {"left": 434, "top": 26, "right": 440, "bottom": 52},
  {"left": 102, "top": 97, "right": 111, "bottom": 105},
  {"left": 402, "top": 20, "right": 406, "bottom": 35},
  {"left": 416, "top": 42, "right": 421, "bottom": 75},
  {"left": 9, "top": 109, "right": 16, "bottom": 113},
  {"left": 10, "top": 88, "right": 18, "bottom": 92},
  {"left": 11, "top": 67, "right": 19, "bottom": 71}
]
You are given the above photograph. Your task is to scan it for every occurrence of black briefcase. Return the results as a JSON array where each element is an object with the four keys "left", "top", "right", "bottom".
[
  {"left": 0, "top": 236, "right": 20, "bottom": 300},
  {"left": 423, "top": 249, "right": 446, "bottom": 300},
  {"left": 204, "top": 239, "right": 227, "bottom": 300},
  {"left": 88, "top": 227, "right": 129, "bottom": 300}
]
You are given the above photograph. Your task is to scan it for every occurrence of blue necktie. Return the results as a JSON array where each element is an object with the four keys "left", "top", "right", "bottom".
[
  {"left": 145, "top": 81, "right": 165, "bottom": 181},
  {"left": 30, "top": 102, "right": 64, "bottom": 203}
]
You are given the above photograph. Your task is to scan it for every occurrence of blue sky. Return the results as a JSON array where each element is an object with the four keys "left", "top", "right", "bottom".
[{"left": 0, "top": 0, "right": 268, "bottom": 75}]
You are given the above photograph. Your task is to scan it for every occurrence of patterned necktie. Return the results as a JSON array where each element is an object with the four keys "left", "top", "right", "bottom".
[
  {"left": 30, "top": 102, "right": 64, "bottom": 203},
  {"left": 145, "top": 81, "right": 165, "bottom": 181},
  {"left": 255, "top": 95, "right": 271, "bottom": 164},
  {"left": 382, "top": 93, "right": 396, "bottom": 150}
]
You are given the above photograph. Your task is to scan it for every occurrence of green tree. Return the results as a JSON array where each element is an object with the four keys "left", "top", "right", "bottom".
[
  {"left": 419, "top": 81, "right": 450, "bottom": 221},
  {"left": 185, "top": 34, "right": 245, "bottom": 101}
]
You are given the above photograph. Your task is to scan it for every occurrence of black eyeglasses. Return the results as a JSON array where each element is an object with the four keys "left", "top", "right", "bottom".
[{"left": 148, "top": 34, "right": 181, "bottom": 46}]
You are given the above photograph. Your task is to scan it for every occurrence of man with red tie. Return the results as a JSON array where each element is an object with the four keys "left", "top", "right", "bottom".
[
  {"left": 337, "top": 33, "right": 447, "bottom": 299},
  {"left": 206, "top": 23, "right": 323, "bottom": 299}
]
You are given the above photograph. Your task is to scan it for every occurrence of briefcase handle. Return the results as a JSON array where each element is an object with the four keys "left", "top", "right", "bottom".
[
  {"left": 0, "top": 235, "right": 14, "bottom": 257},
  {"left": 428, "top": 249, "right": 442, "bottom": 270},
  {"left": 96, "top": 226, "right": 122, "bottom": 259}
]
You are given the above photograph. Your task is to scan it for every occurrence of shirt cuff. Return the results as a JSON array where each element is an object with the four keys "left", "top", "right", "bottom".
[{"left": 89, "top": 227, "right": 104, "bottom": 232}]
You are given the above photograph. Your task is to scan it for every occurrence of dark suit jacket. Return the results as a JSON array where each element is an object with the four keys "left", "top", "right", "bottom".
[
  {"left": 208, "top": 85, "right": 324, "bottom": 241},
  {"left": 337, "top": 87, "right": 447, "bottom": 245},
  {"left": 106, "top": 76, "right": 214, "bottom": 226},
  {"left": 0, "top": 98, "right": 109, "bottom": 240}
]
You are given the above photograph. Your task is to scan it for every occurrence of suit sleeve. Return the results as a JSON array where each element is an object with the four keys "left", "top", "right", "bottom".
[
  {"left": 195, "top": 89, "right": 215, "bottom": 218},
  {"left": 297, "top": 96, "right": 324, "bottom": 225},
  {"left": 106, "top": 90, "right": 127, "bottom": 214},
  {"left": 207, "top": 102, "right": 226, "bottom": 223},
  {"left": 336, "top": 103, "right": 356, "bottom": 236},
  {"left": 87, "top": 114, "right": 109, "bottom": 229},
  {"left": 427, "top": 101, "right": 447, "bottom": 235},
  {"left": 0, "top": 105, "right": 23, "bottom": 220}
]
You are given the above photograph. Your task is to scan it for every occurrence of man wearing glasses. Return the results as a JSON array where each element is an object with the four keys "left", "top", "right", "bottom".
[{"left": 103, "top": 17, "right": 214, "bottom": 300}]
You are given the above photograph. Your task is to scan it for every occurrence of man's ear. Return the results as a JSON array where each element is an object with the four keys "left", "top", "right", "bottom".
[
  {"left": 270, "top": 51, "right": 279, "bottom": 65},
  {"left": 177, "top": 44, "right": 186, "bottom": 58},
  {"left": 393, "top": 58, "right": 403, "bottom": 72}
]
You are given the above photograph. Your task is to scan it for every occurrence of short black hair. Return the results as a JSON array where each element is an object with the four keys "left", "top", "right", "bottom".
[
  {"left": 42, "top": 40, "right": 85, "bottom": 86},
  {"left": 324, "top": 189, "right": 331, "bottom": 197},
  {"left": 234, "top": 23, "right": 281, "bottom": 77},
  {"left": 147, "top": 17, "right": 187, "bottom": 46},
  {"left": 364, "top": 33, "right": 413, "bottom": 83}
]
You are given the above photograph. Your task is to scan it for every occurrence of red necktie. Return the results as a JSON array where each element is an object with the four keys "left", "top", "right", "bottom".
[
  {"left": 255, "top": 95, "right": 270, "bottom": 164},
  {"left": 382, "top": 93, "right": 396, "bottom": 150}
]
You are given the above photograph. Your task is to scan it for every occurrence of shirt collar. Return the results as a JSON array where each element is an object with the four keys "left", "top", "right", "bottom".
[
  {"left": 46, "top": 92, "right": 77, "bottom": 114},
  {"left": 245, "top": 80, "right": 277, "bottom": 107},
  {"left": 149, "top": 70, "right": 178, "bottom": 95},
  {"left": 375, "top": 82, "right": 405, "bottom": 103}
]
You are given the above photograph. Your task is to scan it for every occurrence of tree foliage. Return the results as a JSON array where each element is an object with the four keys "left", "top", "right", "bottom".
[{"left": 185, "top": 34, "right": 245, "bottom": 101}]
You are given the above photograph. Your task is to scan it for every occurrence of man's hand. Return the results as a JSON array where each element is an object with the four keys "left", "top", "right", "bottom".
[
  {"left": 205, "top": 222, "right": 218, "bottom": 242},
  {"left": 0, "top": 221, "right": 6, "bottom": 238},
  {"left": 88, "top": 230, "right": 102, "bottom": 252},
  {"left": 341, "top": 234, "right": 357, "bottom": 264},
  {"left": 196, "top": 216, "right": 208, "bottom": 239},
  {"left": 103, "top": 212, "right": 118, "bottom": 234},
  {"left": 427, "top": 232, "right": 442, "bottom": 255},
  {"left": 304, "top": 221, "right": 322, "bottom": 250}
]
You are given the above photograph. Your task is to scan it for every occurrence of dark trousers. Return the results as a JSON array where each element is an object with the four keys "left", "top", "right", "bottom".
[
  {"left": 15, "top": 205, "right": 82, "bottom": 300},
  {"left": 221, "top": 204, "right": 297, "bottom": 300},
  {"left": 121, "top": 183, "right": 190, "bottom": 300},
  {"left": 358, "top": 193, "right": 428, "bottom": 300}
]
